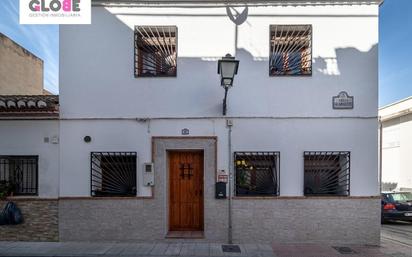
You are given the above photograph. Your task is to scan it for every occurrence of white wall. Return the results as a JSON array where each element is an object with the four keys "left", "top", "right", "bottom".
[
  {"left": 0, "top": 120, "right": 59, "bottom": 198},
  {"left": 60, "top": 4, "right": 379, "bottom": 118},
  {"left": 382, "top": 114, "right": 412, "bottom": 190},
  {"left": 58, "top": 3, "right": 379, "bottom": 197},
  {"left": 59, "top": 118, "right": 378, "bottom": 197}
]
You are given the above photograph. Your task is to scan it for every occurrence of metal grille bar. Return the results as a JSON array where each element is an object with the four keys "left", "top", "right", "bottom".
[
  {"left": 269, "top": 25, "right": 312, "bottom": 76},
  {"left": 234, "top": 152, "right": 280, "bottom": 196},
  {"left": 304, "top": 151, "right": 350, "bottom": 196},
  {"left": 0, "top": 156, "right": 38, "bottom": 196},
  {"left": 91, "top": 152, "right": 137, "bottom": 197},
  {"left": 134, "top": 26, "right": 177, "bottom": 77}
]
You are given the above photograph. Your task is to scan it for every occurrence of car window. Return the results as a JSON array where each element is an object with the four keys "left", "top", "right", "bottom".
[
  {"left": 391, "top": 192, "right": 412, "bottom": 202},
  {"left": 382, "top": 194, "right": 394, "bottom": 202}
]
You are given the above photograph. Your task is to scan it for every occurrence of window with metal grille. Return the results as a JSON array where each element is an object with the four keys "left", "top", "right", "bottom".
[
  {"left": 234, "top": 152, "right": 280, "bottom": 196},
  {"left": 134, "top": 26, "right": 177, "bottom": 77},
  {"left": 304, "top": 151, "right": 350, "bottom": 196},
  {"left": 0, "top": 156, "right": 38, "bottom": 196},
  {"left": 269, "top": 25, "right": 312, "bottom": 76},
  {"left": 91, "top": 152, "right": 137, "bottom": 197}
]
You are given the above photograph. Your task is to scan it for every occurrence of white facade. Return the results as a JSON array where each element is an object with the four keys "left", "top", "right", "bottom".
[
  {"left": 0, "top": 120, "right": 59, "bottom": 198},
  {"left": 380, "top": 97, "right": 412, "bottom": 191},
  {"left": 0, "top": 0, "right": 381, "bottom": 244},
  {"left": 58, "top": 118, "right": 379, "bottom": 197},
  {"left": 58, "top": 2, "right": 379, "bottom": 197}
]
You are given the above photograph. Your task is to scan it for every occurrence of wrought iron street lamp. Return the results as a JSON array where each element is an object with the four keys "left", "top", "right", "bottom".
[{"left": 218, "top": 54, "right": 239, "bottom": 116}]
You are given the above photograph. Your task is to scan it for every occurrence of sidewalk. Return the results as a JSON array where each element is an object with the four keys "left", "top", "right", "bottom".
[
  {"left": 0, "top": 242, "right": 275, "bottom": 257},
  {"left": 272, "top": 242, "right": 412, "bottom": 257},
  {"left": 0, "top": 241, "right": 411, "bottom": 257}
]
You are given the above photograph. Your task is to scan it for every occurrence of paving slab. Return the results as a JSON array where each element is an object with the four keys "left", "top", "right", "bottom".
[
  {"left": 165, "top": 242, "right": 182, "bottom": 255},
  {"left": 179, "top": 243, "right": 196, "bottom": 256},
  {"left": 242, "top": 244, "right": 260, "bottom": 257},
  {"left": 119, "top": 243, "right": 146, "bottom": 255},
  {"left": 104, "top": 243, "right": 130, "bottom": 255},
  {"left": 150, "top": 243, "right": 170, "bottom": 255},
  {"left": 49, "top": 242, "right": 112, "bottom": 256},
  {"left": 194, "top": 243, "right": 210, "bottom": 256},
  {"left": 138, "top": 243, "right": 157, "bottom": 255},
  {"left": 210, "top": 243, "right": 224, "bottom": 257}
]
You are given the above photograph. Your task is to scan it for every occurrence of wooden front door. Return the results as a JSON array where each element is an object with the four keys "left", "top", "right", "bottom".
[{"left": 169, "top": 151, "right": 204, "bottom": 231}]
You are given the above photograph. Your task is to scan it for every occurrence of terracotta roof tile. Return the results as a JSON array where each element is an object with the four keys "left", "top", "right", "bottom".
[{"left": 0, "top": 95, "right": 59, "bottom": 118}]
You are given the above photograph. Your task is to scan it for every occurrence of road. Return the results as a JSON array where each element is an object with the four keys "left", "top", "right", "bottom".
[{"left": 381, "top": 222, "right": 412, "bottom": 257}]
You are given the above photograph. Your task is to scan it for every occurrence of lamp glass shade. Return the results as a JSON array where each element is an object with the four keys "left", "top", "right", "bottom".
[
  {"left": 220, "top": 61, "right": 237, "bottom": 79},
  {"left": 217, "top": 54, "right": 239, "bottom": 87}
]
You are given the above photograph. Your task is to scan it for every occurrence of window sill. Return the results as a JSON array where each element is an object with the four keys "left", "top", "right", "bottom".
[
  {"left": 1, "top": 196, "right": 57, "bottom": 201},
  {"left": 59, "top": 196, "right": 153, "bottom": 200},
  {"left": 134, "top": 75, "right": 177, "bottom": 78},
  {"left": 269, "top": 73, "right": 312, "bottom": 77},
  {"left": 232, "top": 196, "right": 279, "bottom": 199},
  {"left": 232, "top": 195, "right": 380, "bottom": 200}
]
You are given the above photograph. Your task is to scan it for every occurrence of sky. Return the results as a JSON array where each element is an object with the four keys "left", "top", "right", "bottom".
[
  {"left": 0, "top": 0, "right": 58, "bottom": 94},
  {"left": 379, "top": 0, "right": 412, "bottom": 107},
  {"left": 0, "top": 0, "right": 411, "bottom": 105}
]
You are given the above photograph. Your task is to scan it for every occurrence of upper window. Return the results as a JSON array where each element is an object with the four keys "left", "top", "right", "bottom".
[
  {"left": 304, "top": 151, "right": 350, "bottom": 196},
  {"left": 0, "top": 156, "right": 38, "bottom": 196},
  {"left": 134, "top": 26, "right": 177, "bottom": 77},
  {"left": 269, "top": 25, "right": 312, "bottom": 76},
  {"left": 234, "top": 152, "right": 280, "bottom": 196},
  {"left": 91, "top": 152, "right": 137, "bottom": 197}
]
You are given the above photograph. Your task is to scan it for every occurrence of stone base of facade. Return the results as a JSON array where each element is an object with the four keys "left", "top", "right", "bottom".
[
  {"left": 59, "top": 198, "right": 166, "bottom": 242},
  {"left": 0, "top": 197, "right": 379, "bottom": 244},
  {"left": 0, "top": 199, "right": 59, "bottom": 241},
  {"left": 232, "top": 197, "right": 381, "bottom": 245},
  {"left": 58, "top": 197, "right": 380, "bottom": 245}
]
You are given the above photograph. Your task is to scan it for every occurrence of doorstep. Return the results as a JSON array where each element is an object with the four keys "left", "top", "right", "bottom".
[{"left": 165, "top": 230, "right": 204, "bottom": 239}]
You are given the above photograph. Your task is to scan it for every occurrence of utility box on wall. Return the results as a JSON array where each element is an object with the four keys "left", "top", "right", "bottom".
[
  {"left": 215, "top": 182, "right": 226, "bottom": 199},
  {"left": 143, "top": 163, "right": 154, "bottom": 186}
]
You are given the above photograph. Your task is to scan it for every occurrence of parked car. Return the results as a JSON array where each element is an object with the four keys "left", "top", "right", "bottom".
[{"left": 381, "top": 192, "right": 412, "bottom": 223}]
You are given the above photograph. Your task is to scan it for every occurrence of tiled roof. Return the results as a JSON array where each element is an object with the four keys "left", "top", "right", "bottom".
[{"left": 0, "top": 95, "right": 59, "bottom": 118}]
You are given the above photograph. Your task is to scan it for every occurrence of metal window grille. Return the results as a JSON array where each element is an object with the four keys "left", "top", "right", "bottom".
[
  {"left": 304, "top": 151, "right": 350, "bottom": 196},
  {"left": 91, "top": 152, "right": 137, "bottom": 197},
  {"left": 269, "top": 25, "right": 312, "bottom": 76},
  {"left": 0, "top": 156, "right": 38, "bottom": 195},
  {"left": 234, "top": 152, "right": 280, "bottom": 196},
  {"left": 134, "top": 26, "right": 177, "bottom": 77}
]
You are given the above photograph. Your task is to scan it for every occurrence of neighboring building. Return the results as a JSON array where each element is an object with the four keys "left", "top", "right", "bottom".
[
  {"left": 1, "top": 0, "right": 381, "bottom": 245},
  {"left": 0, "top": 95, "right": 59, "bottom": 241},
  {"left": 0, "top": 33, "right": 44, "bottom": 95},
  {"left": 380, "top": 97, "right": 412, "bottom": 192}
]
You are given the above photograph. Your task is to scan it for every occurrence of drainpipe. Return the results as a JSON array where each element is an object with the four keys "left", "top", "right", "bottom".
[
  {"left": 379, "top": 116, "right": 383, "bottom": 193},
  {"left": 227, "top": 119, "right": 233, "bottom": 244}
]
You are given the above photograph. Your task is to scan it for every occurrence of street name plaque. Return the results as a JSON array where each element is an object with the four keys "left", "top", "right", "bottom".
[{"left": 333, "top": 91, "right": 354, "bottom": 109}]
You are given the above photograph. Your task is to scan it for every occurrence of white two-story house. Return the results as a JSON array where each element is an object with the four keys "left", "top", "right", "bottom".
[{"left": 0, "top": 0, "right": 381, "bottom": 244}]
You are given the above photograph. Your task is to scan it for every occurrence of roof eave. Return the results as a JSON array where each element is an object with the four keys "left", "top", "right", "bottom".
[
  {"left": 92, "top": 0, "right": 384, "bottom": 7},
  {"left": 0, "top": 114, "right": 59, "bottom": 120}
]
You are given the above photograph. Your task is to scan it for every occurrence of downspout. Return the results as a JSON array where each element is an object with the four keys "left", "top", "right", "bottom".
[
  {"left": 379, "top": 116, "right": 383, "bottom": 193},
  {"left": 227, "top": 119, "right": 233, "bottom": 244}
]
